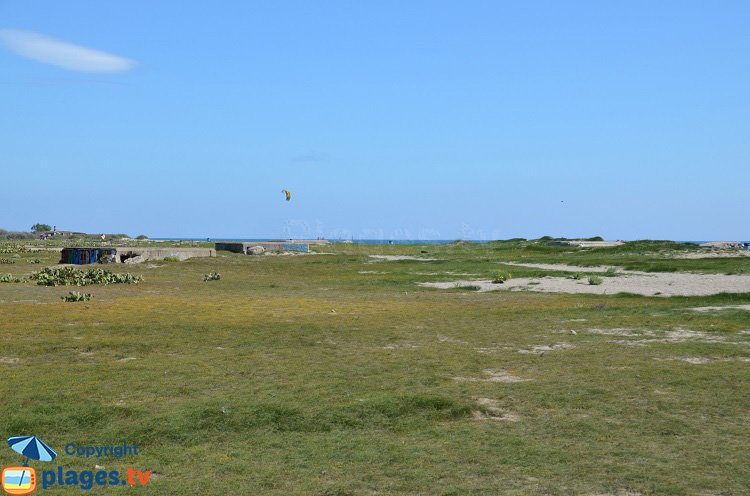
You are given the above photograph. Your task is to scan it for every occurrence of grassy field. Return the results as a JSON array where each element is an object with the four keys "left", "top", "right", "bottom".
[{"left": 1, "top": 240, "right": 749, "bottom": 495}]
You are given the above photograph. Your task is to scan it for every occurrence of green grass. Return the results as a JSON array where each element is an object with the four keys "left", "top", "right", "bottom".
[{"left": 0, "top": 240, "right": 749, "bottom": 494}]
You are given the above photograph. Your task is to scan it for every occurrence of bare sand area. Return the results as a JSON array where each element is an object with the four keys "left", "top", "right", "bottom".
[
  {"left": 690, "top": 304, "right": 750, "bottom": 312},
  {"left": 673, "top": 250, "right": 750, "bottom": 259},
  {"left": 369, "top": 255, "right": 438, "bottom": 261},
  {"left": 503, "top": 262, "right": 616, "bottom": 273},
  {"left": 419, "top": 262, "right": 750, "bottom": 297}
]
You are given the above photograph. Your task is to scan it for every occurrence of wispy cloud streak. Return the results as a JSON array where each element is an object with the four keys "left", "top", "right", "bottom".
[{"left": 0, "top": 29, "right": 135, "bottom": 73}]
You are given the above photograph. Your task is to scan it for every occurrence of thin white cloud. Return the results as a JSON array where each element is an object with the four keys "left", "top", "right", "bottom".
[{"left": 0, "top": 29, "right": 135, "bottom": 73}]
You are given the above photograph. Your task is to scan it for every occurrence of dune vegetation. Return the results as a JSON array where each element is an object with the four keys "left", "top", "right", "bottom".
[{"left": 1, "top": 239, "right": 749, "bottom": 495}]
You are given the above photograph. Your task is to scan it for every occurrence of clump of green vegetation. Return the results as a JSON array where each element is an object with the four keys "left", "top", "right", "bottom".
[
  {"left": 492, "top": 271, "right": 512, "bottom": 284},
  {"left": 605, "top": 267, "right": 617, "bottom": 275},
  {"left": 31, "top": 223, "right": 52, "bottom": 233},
  {"left": 588, "top": 276, "right": 603, "bottom": 285},
  {"left": 0, "top": 238, "right": 748, "bottom": 494},
  {"left": 27, "top": 258, "right": 41, "bottom": 264},
  {"left": 0, "top": 243, "right": 28, "bottom": 254},
  {"left": 569, "top": 273, "right": 584, "bottom": 280},
  {"left": 31, "top": 267, "right": 143, "bottom": 286},
  {"left": 163, "top": 256, "right": 181, "bottom": 262},
  {"left": 0, "top": 230, "right": 34, "bottom": 240},
  {"left": 203, "top": 272, "right": 221, "bottom": 282},
  {"left": 136, "top": 235, "right": 149, "bottom": 240},
  {"left": 0, "top": 274, "right": 22, "bottom": 283},
  {"left": 0, "top": 258, "right": 15, "bottom": 264},
  {"left": 61, "top": 291, "right": 93, "bottom": 302}
]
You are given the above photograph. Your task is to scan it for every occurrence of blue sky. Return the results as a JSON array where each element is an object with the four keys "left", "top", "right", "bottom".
[{"left": 1, "top": 1, "right": 748, "bottom": 240}]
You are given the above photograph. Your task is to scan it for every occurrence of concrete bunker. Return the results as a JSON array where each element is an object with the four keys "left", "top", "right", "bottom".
[
  {"left": 215, "top": 240, "right": 328, "bottom": 254},
  {"left": 60, "top": 247, "right": 216, "bottom": 264}
]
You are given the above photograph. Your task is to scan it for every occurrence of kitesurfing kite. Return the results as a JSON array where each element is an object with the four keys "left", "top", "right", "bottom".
[{"left": 282, "top": 189, "right": 291, "bottom": 201}]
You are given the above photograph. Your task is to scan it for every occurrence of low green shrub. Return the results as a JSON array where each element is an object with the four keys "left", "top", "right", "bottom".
[
  {"left": 0, "top": 258, "right": 15, "bottom": 264},
  {"left": 0, "top": 274, "right": 22, "bottom": 283},
  {"left": 203, "top": 272, "right": 221, "bottom": 282},
  {"left": 27, "top": 258, "right": 41, "bottom": 264},
  {"left": 31, "top": 267, "right": 143, "bottom": 286},
  {"left": 588, "top": 276, "right": 603, "bottom": 285},
  {"left": 61, "top": 291, "right": 93, "bottom": 302},
  {"left": 492, "top": 271, "right": 512, "bottom": 284},
  {"left": 163, "top": 256, "right": 181, "bottom": 262},
  {"left": 0, "top": 244, "right": 28, "bottom": 254}
]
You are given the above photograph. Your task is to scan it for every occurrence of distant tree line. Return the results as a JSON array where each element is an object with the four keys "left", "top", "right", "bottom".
[{"left": 31, "top": 223, "right": 52, "bottom": 233}]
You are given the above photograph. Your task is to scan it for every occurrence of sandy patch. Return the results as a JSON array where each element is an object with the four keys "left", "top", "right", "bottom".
[
  {"left": 369, "top": 255, "right": 438, "bottom": 261},
  {"left": 604, "top": 328, "right": 732, "bottom": 346},
  {"left": 0, "top": 357, "right": 19, "bottom": 365},
  {"left": 690, "top": 304, "right": 750, "bottom": 312},
  {"left": 437, "top": 335, "right": 468, "bottom": 345},
  {"left": 504, "top": 262, "right": 616, "bottom": 273},
  {"left": 582, "top": 327, "right": 749, "bottom": 347},
  {"left": 418, "top": 270, "right": 750, "bottom": 297},
  {"left": 473, "top": 398, "right": 520, "bottom": 422},
  {"left": 475, "top": 345, "right": 514, "bottom": 354},
  {"left": 675, "top": 357, "right": 712, "bottom": 364},
  {"left": 518, "top": 343, "right": 575, "bottom": 354},
  {"left": 674, "top": 251, "right": 750, "bottom": 259},
  {"left": 474, "top": 345, "right": 515, "bottom": 353},
  {"left": 382, "top": 343, "right": 420, "bottom": 350},
  {"left": 358, "top": 270, "right": 390, "bottom": 274},
  {"left": 454, "top": 369, "right": 530, "bottom": 383},
  {"left": 117, "top": 357, "right": 137, "bottom": 362},
  {"left": 655, "top": 356, "right": 750, "bottom": 364}
]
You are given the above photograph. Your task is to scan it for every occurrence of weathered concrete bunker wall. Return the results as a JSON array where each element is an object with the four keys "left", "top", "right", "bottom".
[
  {"left": 60, "top": 247, "right": 117, "bottom": 265},
  {"left": 215, "top": 241, "right": 310, "bottom": 254},
  {"left": 60, "top": 247, "right": 216, "bottom": 264}
]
